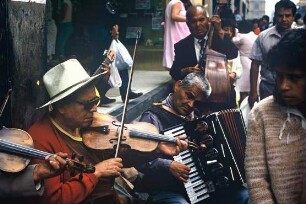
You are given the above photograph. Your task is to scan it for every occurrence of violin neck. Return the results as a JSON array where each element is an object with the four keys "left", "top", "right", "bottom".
[
  {"left": 0, "top": 139, "right": 96, "bottom": 174},
  {"left": 0, "top": 139, "right": 52, "bottom": 159},
  {"left": 92, "top": 59, "right": 110, "bottom": 77},
  {"left": 129, "top": 129, "right": 177, "bottom": 144}
]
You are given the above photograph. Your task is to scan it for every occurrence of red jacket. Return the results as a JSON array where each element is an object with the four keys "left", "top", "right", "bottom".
[
  {"left": 28, "top": 116, "right": 160, "bottom": 203},
  {"left": 28, "top": 116, "right": 99, "bottom": 204}
]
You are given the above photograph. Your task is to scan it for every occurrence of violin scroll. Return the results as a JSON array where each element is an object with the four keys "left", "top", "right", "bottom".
[{"left": 70, "top": 152, "right": 95, "bottom": 180}]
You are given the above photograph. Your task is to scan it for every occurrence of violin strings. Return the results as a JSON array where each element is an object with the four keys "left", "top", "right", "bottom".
[
  {"left": 130, "top": 129, "right": 176, "bottom": 143},
  {"left": 130, "top": 129, "right": 199, "bottom": 149},
  {"left": 0, "top": 139, "right": 52, "bottom": 159}
]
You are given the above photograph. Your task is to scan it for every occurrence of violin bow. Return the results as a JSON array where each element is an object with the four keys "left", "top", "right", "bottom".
[
  {"left": 114, "top": 30, "right": 141, "bottom": 158},
  {"left": 0, "top": 81, "right": 12, "bottom": 119}
]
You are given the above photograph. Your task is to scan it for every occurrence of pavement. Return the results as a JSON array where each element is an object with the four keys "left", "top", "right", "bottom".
[{"left": 97, "top": 70, "right": 173, "bottom": 123}]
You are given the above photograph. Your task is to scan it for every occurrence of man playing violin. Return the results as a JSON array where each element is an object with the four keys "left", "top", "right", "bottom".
[
  {"left": 138, "top": 72, "right": 248, "bottom": 204},
  {"left": 27, "top": 59, "right": 188, "bottom": 204},
  {"left": 0, "top": 152, "right": 69, "bottom": 200}
]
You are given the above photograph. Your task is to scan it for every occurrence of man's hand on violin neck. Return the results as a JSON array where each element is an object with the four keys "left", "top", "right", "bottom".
[
  {"left": 33, "top": 152, "right": 69, "bottom": 182},
  {"left": 94, "top": 158, "right": 123, "bottom": 178},
  {"left": 157, "top": 135, "right": 188, "bottom": 156}
]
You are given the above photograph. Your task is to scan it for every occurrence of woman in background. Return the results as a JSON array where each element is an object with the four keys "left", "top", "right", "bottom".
[
  {"left": 163, "top": 0, "right": 191, "bottom": 70},
  {"left": 233, "top": 20, "right": 257, "bottom": 104}
]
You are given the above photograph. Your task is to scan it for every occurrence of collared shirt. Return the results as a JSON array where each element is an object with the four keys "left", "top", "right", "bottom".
[
  {"left": 249, "top": 26, "right": 282, "bottom": 83},
  {"left": 281, "top": 106, "right": 306, "bottom": 129},
  {"left": 194, "top": 37, "right": 202, "bottom": 62},
  {"left": 194, "top": 36, "right": 208, "bottom": 63}
]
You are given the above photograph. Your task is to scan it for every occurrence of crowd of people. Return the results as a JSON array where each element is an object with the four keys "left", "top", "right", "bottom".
[
  {"left": 1, "top": 0, "right": 306, "bottom": 203},
  {"left": 46, "top": 0, "right": 143, "bottom": 105}
]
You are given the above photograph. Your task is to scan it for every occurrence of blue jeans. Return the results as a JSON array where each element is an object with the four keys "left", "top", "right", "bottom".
[
  {"left": 213, "top": 185, "right": 249, "bottom": 204},
  {"left": 149, "top": 186, "right": 249, "bottom": 204},
  {"left": 150, "top": 191, "right": 189, "bottom": 204}
]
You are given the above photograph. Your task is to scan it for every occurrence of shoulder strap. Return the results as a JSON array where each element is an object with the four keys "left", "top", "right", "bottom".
[{"left": 160, "top": 104, "right": 194, "bottom": 121}]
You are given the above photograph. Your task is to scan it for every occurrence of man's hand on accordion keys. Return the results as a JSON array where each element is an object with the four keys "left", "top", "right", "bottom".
[{"left": 170, "top": 161, "right": 191, "bottom": 183}]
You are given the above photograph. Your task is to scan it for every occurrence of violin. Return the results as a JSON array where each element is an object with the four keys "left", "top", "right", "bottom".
[
  {"left": 81, "top": 112, "right": 198, "bottom": 152},
  {"left": 0, "top": 127, "right": 95, "bottom": 174},
  {"left": 92, "top": 48, "right": 115, "bottom": 77}
]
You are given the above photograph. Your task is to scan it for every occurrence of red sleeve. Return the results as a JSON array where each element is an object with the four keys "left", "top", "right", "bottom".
[
  {"left": 28, "top": 118, "right": 99, "bottom": 203},
  {"left": 42, "top": 171, "right": 98, "bottom": 204}
]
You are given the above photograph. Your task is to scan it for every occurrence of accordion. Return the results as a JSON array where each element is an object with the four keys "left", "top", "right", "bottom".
[{"left": 163, "top": 109, "right": 247, "bottom": 204}]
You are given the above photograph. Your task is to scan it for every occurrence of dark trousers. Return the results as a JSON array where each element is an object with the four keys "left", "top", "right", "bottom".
[
  {"left": 95, "top": 77, "right": 111, "bottom": 99},
  {"left": 119, "top": 68, "right": 129, "bottom": 97},
  {"left": 95, "top": 69, "right": 129, "bottom": 98}
]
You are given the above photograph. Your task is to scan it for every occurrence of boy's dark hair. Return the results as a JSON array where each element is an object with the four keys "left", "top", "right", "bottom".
[
  {"left": 270, "top": 29, "right": 306, "bottom": 105},
  {"left": 267, "top": 29, "right": 306, "bottom": 73},
  {"left": 274, "top": 0, "right": 297, "bottom": 16}
]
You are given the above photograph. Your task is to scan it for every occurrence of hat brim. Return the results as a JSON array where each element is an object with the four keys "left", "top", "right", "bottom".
[{"left": 37, "top": 73, "right": 103, "bottom": 109}]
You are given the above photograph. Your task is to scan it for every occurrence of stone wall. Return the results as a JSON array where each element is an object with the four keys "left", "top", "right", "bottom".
[{"left": 7, "top": 1, "right": 48, "bottom": 129}]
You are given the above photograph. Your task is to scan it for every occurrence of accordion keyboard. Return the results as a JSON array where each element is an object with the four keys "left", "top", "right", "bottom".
[
  {"left": 163, "top": 125, "right": 212, "bottom": 204},
  {"left": 161, "top": 109, "right": 247, "bottom": 203}
]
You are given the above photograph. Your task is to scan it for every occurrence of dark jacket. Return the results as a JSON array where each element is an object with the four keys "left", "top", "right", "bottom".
[{"left": 170, "top": 34, "right": 238, "bottom": 81}]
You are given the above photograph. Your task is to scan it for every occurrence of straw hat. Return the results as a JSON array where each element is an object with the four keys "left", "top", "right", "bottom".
[{"left": 38, "top": 59, "right": 102, "bottom": 109}]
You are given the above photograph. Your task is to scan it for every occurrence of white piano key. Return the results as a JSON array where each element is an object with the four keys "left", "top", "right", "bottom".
[
  {"left": 190, "top": 191, "right": 210, "bottom": 203},
  {"left": 185, "top": 179, "right": 205, "bottom": 188},
  {"left": 189, "top": 170, "right": 199, "bottom": 178}
]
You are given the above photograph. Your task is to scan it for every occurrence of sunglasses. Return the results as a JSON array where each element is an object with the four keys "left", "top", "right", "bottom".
[{"left": 75, "top": 96, "right": 100, "bottom": 110}]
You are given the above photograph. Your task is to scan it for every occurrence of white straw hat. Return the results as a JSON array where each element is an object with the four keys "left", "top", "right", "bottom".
[{"left": 38, "top": 59, "right": 102, "bottom": 109}]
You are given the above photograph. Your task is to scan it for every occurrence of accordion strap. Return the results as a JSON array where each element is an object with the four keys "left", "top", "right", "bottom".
[{"left": 159, "top": 104, "right": 194, "bottom": 121}]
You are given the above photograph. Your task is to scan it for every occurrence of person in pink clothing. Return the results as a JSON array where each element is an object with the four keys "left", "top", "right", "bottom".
[
  {"left": 232, "top": 20, "right": 257, "bottom": 104},
  {"left": 163, "top": 0, "right": 191, "bottom": 70}
]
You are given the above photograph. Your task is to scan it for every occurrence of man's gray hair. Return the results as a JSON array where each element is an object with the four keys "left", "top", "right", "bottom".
[
  {"left": 186, "top": 5, "right": 209, "bottom": 23},
  {"left": 181, "top": 72, "right": 212, "bottom": 99}
]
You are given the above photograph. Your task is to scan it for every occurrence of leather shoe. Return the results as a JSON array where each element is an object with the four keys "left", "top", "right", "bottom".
[
  {"left": 121, "top": 91, "right": 143, "bottom": 102},
  {"left": 100, "top": 96, "right": 116, "bottom": 105}
]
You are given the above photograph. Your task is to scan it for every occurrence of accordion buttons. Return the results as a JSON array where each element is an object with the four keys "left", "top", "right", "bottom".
[
  {"left": 215, "top": 176, "right": 230, "bottom": 189},
  {"left": 205, "top": 148, "right": 218, "bottom": 160},
  {"left": 210, "top": 162, "right": 224, "bottom": 175},
  {"left": 200, "top": 134, "right": 213, "bottom": 147}
]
